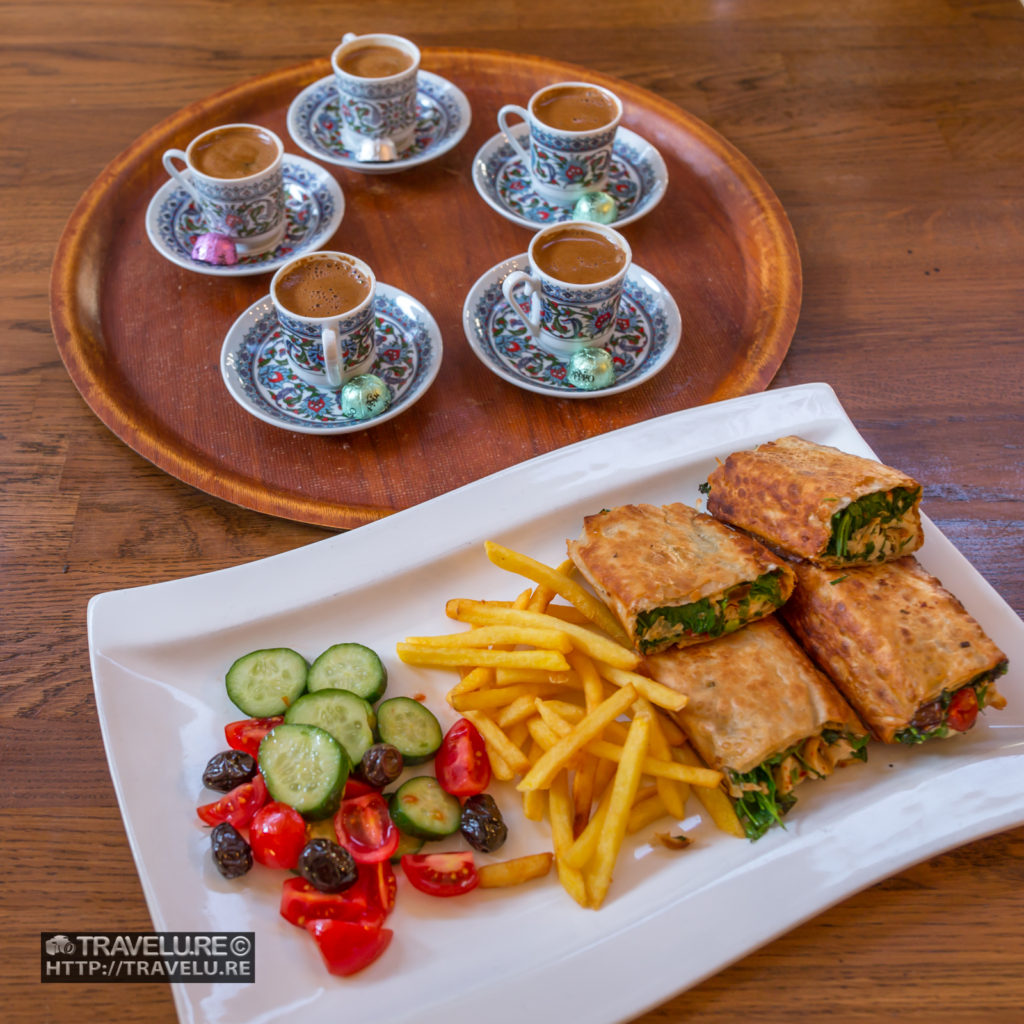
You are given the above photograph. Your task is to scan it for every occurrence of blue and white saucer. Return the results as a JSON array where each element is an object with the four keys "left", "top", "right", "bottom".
[
  {"left": 472, "top": 125, "right": 668, "bottom": 230},
  {"left": 287, "top": 71, "right": 471, "bottom": 174},
  {"left": 462, "top": 255, "right": 681, "bottom": 399},
  {"left": 145, "top": 155, "right": 344, "bottom": 277},
  {"left": 221, "top": 284, "right": 442, "bottom": 434}
]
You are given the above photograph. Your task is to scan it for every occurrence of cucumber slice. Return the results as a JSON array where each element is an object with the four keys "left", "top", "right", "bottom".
[
  {"left": 258, "top": 724, "right": 348, "bottom": 820},
  {"left": 225, "top": 648, "right": 308, "bottom": 717},
  {"left": 376, "top": 697, "right": 443, "bottom": 765},
  {"left": 308, "top": 643, "right": 388, "bottom": 703},
  {"left": 388, "top": 776, "right": 462, "bottom": 840},
  {"left": 389, "top": 828, "right": 426, "bottom": 863},
  {"left": 285, "top": 689, "right": 376, "bottom": 766}
]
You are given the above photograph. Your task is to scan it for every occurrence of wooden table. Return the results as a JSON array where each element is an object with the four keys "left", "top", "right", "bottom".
[{"left": 4, "top": 2, "right": 1022, "bottom": 1022}]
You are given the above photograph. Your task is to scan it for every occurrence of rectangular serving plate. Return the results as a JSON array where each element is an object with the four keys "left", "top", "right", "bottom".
[{"left": 88, "top": 383, "right": 1024, "bottom": 1024}]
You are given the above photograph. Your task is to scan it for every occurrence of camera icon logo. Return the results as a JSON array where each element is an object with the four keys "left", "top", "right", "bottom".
[{"left": 45, "top": 935, "right": 76, "bottom": 956}]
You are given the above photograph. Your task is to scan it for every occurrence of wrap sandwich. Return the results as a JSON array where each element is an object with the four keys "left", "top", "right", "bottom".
[
  {"left": 567, "top": 502, "right": 795, "bottom": 654},
  {"left": 704, "top": 435, "right": 923, "bottom": 566},
  {"left": 780, "top": 556, "right": 1008, "bottom": 744},
  {"left": 646, "top": 616, "right": 869, "bottom": 840}
]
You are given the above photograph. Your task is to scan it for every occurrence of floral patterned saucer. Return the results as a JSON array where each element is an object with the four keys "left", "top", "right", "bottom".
[
  {"left": 462, "top": 254, "right": 681, "bottom": 399},
  {"left": 287, "top": 71, "right": 471, "bottom": 174},
  {"left": 471, "top": 124, "right": 668, "bottom": 230},
  {"left": 221, "top": 285, "right": 442, "bottom": 434},
  {"left": 145, "top": 155, "right": 344, "bottom": 277}
]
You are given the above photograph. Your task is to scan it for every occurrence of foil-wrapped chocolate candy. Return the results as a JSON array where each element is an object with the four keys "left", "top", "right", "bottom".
[
  {"left": 341, "top": 374, "right": 391, "bottom": 420},
  {"left": 572, "top": 191, "right": 618, "bottom": 225},
  {"left": 567, "top": 347, "right": 616, "bottom": 390},
  {"left": 190, "top": 233, "right": 238, "bottom": 266}
]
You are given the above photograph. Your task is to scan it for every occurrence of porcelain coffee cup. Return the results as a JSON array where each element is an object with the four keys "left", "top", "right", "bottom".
[
  {"left": 497, "top": 82, "right": 622, "bottom": 206},
  {"left": 501, "top": 221, "right": 632, "bottom": 358},
  {"left": 161, "top": 123, "right": 286, "bottom": 256},
  {"left": 270, "top": 251, "right": 378, "bottom": 389},
  {"left": 331, "top": 32, "right": 421, "bottom": 157}
]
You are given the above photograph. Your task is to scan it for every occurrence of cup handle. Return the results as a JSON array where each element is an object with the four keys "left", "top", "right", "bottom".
[
  {"left": 501, "top": 270, "right": 542, "bottom": 340},
  {"left": 341, "top": 32, "right": 357, "bottom": 44},
  {"left": 322, "top": 324, "right": 344, "bottom": 389},
  {"left": 162, "top": 149, "right": 201, "bottom": 204},
  {"left": 497, "top": 104, "right": 531, "bottom": 164}
]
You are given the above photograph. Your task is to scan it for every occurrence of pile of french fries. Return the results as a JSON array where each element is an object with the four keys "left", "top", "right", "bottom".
[{"left": 396, "top": 541, "right": 744, "bottom": 909}]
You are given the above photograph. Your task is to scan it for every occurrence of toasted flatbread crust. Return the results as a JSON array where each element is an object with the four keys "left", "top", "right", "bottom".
[
  {"left": 780, "top": 556, "right": 1007, "bottom": 743},
  {"left": 646, "top": 617, "right": 865, "bottom": 776},
  {"left": 706, "top": 435, "right": 923, "bottom": 566},
  {"left": 567, "top": 502, "right": 795, "bottom": 651}
]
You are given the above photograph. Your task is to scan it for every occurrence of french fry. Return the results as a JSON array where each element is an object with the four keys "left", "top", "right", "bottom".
[
  {"left": 477, "top": 852, "right": 554, "bottom": 888},
  {"left": 446, "top": 666, "right": 495, "bottom": 701},
  {"left": 462, "top": 710, "right": 532, "bottom": 775},
  {"left": 594, "top": 661, "right": 688, "bottom": 711},
  {"left": 450, "top": 682, "right": 566, "bottom": 712},
  {"left": 397, "top": 643, "right": 571, "bottom": 672},
  {"left": 494, "top": 668, "right": 579, "bottom": 687},
  {"left": 563, "top": 778, "right": 614, "bottom": 870},
  {"left": 484, "top": 542, "right": 632, "bottom": 646},
  {"left": 636, "top": 695, "right": 688, "bottom": 820},
  {"left": 583, "top": 737, "right": 722, "bottom": 788},
  {"left": 496, "top": 693, "right": 545, "bottom": 729},
  {"left": 517, "top": 684, "right": 638, "bottom": 792},
  {"left": 548, "top": 773, "right": 588, "bottom": 906},
  {"left": 586, "top": 711, "right": 651, "bottom": 908},
  {"left": 673, "top": 745, "right": 745, "bottom": 838},
  {"left": 404, "top": 624, "right": 574, "bottom": 653},
  {"left": 446, "top": 600, "right": 640, "bottom": 671},
  {"left": 628, "top": 792, "right": 670, "bottom": 833},
  {"left": 525, "top": 559, "right": 574, "bottom": 613},
  {"left": 521, "top": 740, "right": 547, "bottom": 821}
]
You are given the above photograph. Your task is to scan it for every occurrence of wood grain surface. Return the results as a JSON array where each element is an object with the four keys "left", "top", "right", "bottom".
[{"left": 3, "top": 2, "right": 1022, "bottom": 1023}]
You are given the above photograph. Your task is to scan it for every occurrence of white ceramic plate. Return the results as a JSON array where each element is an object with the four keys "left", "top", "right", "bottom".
[{"left": 87, "top": 383, "right": 1024, "bottom": 1024}]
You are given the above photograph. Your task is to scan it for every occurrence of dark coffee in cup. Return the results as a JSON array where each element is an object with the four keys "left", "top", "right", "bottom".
[
  {"left": 338, "top": 43, "right": 414, "bottom": 78},
  {"left": 275, "top": 254, "right": 372, "bottom": 318},
  {"left": 190, "top": 125, "right": 279, "bottom": 179},
  {"left": 532, "top": 85, "right": 618, "bottom": 132},
  {"left": 533, "top": 225, "right": 628, "bottom": 284}
]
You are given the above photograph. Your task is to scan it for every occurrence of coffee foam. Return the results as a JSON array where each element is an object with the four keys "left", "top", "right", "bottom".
[{"left": 276, "top": 257, "right": 370, "bottom": 318}]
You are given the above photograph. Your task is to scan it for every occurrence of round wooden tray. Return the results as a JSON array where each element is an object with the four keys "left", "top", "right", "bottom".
[{"left": 50, "top": 48, "right": 801, "bottom": 530}]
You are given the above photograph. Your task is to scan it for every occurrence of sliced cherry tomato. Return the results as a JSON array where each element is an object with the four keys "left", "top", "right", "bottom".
[
  {"left": 249, "top": 801, "right": 308, "bottom": 869},
  {"left": 196, "top": 773, "right": 267, "bottom": 827},
  {"left": 947, "top": 686, "right": 980, "bottom": 732},
  {"left": 305, "top": 919, "right": 393, "bottom": 976},
  {"left": 435, "top": 718, "right": 491, "bottom": 798},
  {"left": 353, "top": 859, "right": 397, "bottom": 916},
  {"left": 334, "top": 793, "right": 399, "bottom": 864},
  {"left": 279, "top": 877, "right": 383, "bottom": 929},
  {"left": 224, "top": 716, "right": 284, "bottom": 759},
  {"left": 400, "top": 852, "right": 478, "bottom": 897},
  {"left": 343, "top": 776, "right": 381, "bottom": 800}
]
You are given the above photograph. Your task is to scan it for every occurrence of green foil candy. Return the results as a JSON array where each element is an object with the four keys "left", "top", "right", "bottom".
[
  {"left": 572, "top": 191, "right": 618, "bottom": 225},
  {"left": 567, "top": 347, "right": 615, "bottom": 390},
  {"left": 341, "top": 373, "right": 391, "bottom": 420}
]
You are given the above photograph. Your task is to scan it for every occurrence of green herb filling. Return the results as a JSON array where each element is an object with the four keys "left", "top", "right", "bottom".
[
  {"left": 826, "top": 486, "right": 921, "bottom": 562},
  {"left": 634, "top": 571, "right": 785, "bottom": 653}
]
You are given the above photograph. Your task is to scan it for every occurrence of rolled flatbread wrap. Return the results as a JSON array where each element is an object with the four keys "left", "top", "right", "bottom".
[
  {"left": 780, "top": 556, "right": 1008, "bottom": 744},
  {"left": 567, "top": 502, "right": 795, "bottom": 654},
  {"left": 646, "top": 616, "right": 868, "bottom": 840},
  {"left": 705, "top": 435, "right": 923, "bottom": 566}
]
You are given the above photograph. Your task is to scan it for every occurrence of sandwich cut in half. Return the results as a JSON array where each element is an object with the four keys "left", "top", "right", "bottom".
[
  {"left": 646, "top": 616, "right": 869, "bottom": 840},
  {"left": 567, "top": 502, "right": 795, "bottom": 654},
  {"left": 704, "top": 435, "right": 924, "bottom": 567},
  {"left": 781, "top": 556, "right": 1008, "bottom": 745}
]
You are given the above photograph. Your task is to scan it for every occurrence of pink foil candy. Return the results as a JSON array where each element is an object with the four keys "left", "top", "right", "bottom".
[{"left": 191, "top": 233, "right": 238, "bottom": 266}]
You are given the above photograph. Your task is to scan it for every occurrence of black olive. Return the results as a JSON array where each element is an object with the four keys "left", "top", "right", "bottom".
[
  {"left": 460, "top": 793, "right": 508, "bottom": 853},
  {"left": 202, "top": 750, "right": 258, "bottom": 792},
  {"left": 359, "top": 743, "right": 404, "bottom": 788},
  {"left": 296, "top": 839, "right": 358, "bottom": 893},
  {"left": 210, "top": 822, "right": 253, "bottom": 879}
]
